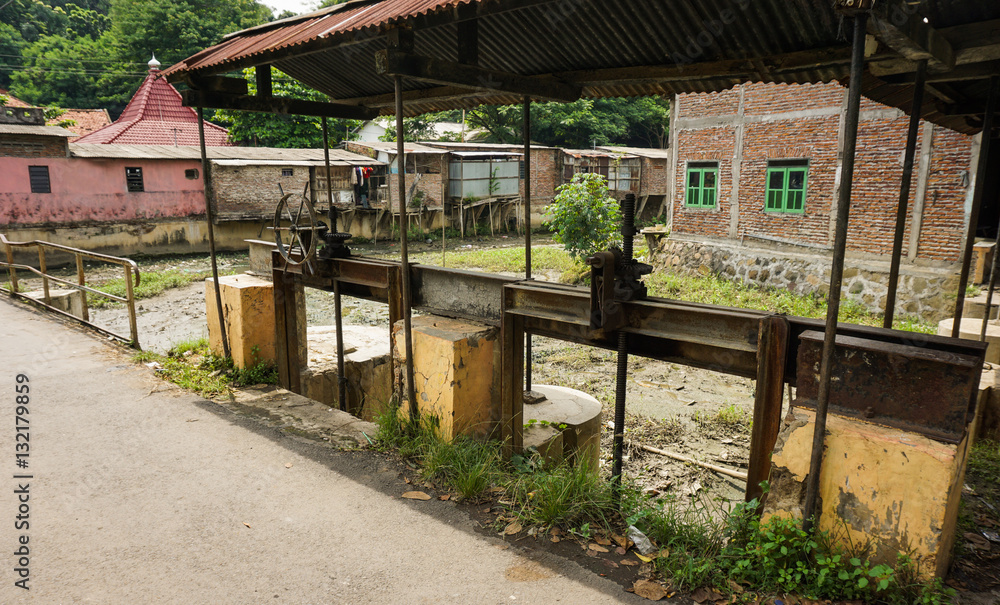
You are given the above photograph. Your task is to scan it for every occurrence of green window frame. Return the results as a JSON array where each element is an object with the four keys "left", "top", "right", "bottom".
[
  {"left": 685, "top": 163, "right": 718, "bottom": 208},
  {"left": 765, "top": 161, "right": 809, "bottom": 213}
]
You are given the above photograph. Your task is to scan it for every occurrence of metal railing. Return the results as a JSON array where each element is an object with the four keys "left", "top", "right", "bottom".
[{"left": 1, "top": 234, "right": 142, "bottom": 348}]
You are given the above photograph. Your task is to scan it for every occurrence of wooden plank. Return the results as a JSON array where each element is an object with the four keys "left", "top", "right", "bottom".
[
  {"left": 869, "top": 1, "right": 955, "bottom": 71},
  {"left": 501, "top": 288, "right": 525, "bottom": 458},
  {"left": 273, "top": 257, "right": 292, "bottom": 390},
  {"left": 745, "top": 315, "right": 789, "bottom": 505}
]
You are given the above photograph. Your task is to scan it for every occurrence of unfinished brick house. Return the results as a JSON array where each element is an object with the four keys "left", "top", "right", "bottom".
[{"left": 659, "top": 81, "right": 982, "bottom": 321}]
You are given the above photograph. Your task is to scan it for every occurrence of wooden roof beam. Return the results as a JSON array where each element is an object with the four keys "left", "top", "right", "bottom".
[
  {"left": 180, "top": 89, "right": 377, "bottom": 120},
  {"left": 879, "top": 61, "right": 1000, "bottom": 85},
  {"left": 871, "top": 19, "right": 1000, "bottom": 77},
  {"left": 869, "top": 1, "right": 954, "bottom": 72},
  {"left": 374, "top": 49, "right": 581, "bottom": 103}
]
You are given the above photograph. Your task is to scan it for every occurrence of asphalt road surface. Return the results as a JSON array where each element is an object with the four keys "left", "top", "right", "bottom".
[{"left": 0, "top": 297, "right": 642, "bottom": 604}]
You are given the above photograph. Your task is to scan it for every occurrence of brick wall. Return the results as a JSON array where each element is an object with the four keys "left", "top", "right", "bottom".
[
  {"left": 640, "top": 157, "right": 668, "bottom": 197},
  {"left": 671, "top": 127, "right": 735, "bottom": 239},
  {"left": 0, "top": 134, "right": 68, "bottom": 158},
  {"left": 670, "top": 82, "right": 973, "bottom": 263},
  {"left": 212, "top": 164, "right": 312, "bottom": 220}
]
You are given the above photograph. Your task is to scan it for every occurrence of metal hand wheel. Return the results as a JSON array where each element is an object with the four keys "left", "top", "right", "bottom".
[{"left": 271, "top": 192, "right": 319, "bottom": 265}]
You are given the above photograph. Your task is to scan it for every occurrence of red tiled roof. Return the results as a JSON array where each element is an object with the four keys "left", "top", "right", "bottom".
[
  {"left": 76, "top": 66, "right": 231, "bottom": 146},
  {"left": 50, "top": 109, "right": 112, "bottom": 138},
  {"left": 0, "top": 88, "right": 31, "bottom": 108}
]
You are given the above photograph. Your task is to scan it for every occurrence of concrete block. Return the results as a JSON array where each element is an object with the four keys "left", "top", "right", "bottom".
[
  {"left": 765, "top": 409, "right": 972, "bottom": 578},
  {"left": 524, "top": 384, "right": 603, "bottom": 470},
  {"left": 300, "top": 325, "right": 393, "bottom": 421},
  {"left": 523, "top": 423, "right": 564, "bottom": 466},
  {"left": 205, "top": 274, "right": 276, "bottom": 368},
  {"left": 392, "top": 315, "right": 497, "bottom": 440},
  {"left": 937, "top": 317, "right": 1000, "bottom": 364},
  {"left": 246, "top": 239, "right": 277, "bottom": 277},
  {"left": 973, "top": 241, "right": 994, "bottom": 284},
  {"left": 23, "top": 288, "right": 86, "bottom": 319}
]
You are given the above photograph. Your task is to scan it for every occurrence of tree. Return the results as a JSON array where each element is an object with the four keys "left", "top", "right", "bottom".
[
  {"left": 0, "top": 22, "right": 26, "bottom": 89},
  {"left": 215, "top": 67, "right": 361, "bottom": 148},
  {"left": 96, "top": 0, "right": 272, "bottom": 114},
  {"left": 9, "top": 34, "right": 110, "bottom": 108},
  {"left": 466, "top": 97, "right": 670, "bottom": 149},
  {"left": 544, "top": 173, "right": 622, "bottom": 260}
]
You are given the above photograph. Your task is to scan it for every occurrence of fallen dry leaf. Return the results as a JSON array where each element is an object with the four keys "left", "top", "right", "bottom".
[
  {"left": 438, "top": 494, "right": 451, "bottom": 501},
  {"left": 586, "top": 550, "right": 599, "bottom": 558},
  {"left": 404, "top": 477, "right": 412, "bottom": 484},
  {"left": 588, "top": 543, "right": 609, "bottom": 553},
  {"left": 635, "top": 552, "right": 655, "bottom": 563},
  {"left": 401, "top": 491, "right": 431, "bottom": 500},
  {"left": 613, "top": 533, "right": 628, "bottom": 548},
  {"left": 551, "top": 536, "right": 560, "bottom": 543},
  {"left": 284, "top": 463, "right": 293, "bottom": 468},
  {"left": 422, "top": 481, "right": 435, "bottom": 489},
  {"left": 242, "top": 522, "right": 251, "bottom": 528},
  {"left": 504, "top": 522, "right": 523, "bottom": 535},
  {"left": 595, "top": 536, "right": 612, "bottom": 546},
  {"left": 550, "top": 527, "right": 562, "bottom": 536},
  {"left": 620, "top": 559, "right": 638, "bottom": 567},
  {"left": 490, "top": 486, "right": 505, "bottom": 493},
  {"left": 633, "top": 579, "right": 668, "bottom": 601},
  {"left": 615, "top": 546, "right": 627, "bottom": 555},
  {"left": 691, "top": 587, "right": 711, "bottom": 604},
  {"left": 728, "top": 580, "right": 744, "bottom": 594},
  {"left": 601, "top": 559, "right": 619, "bottom": 569}
]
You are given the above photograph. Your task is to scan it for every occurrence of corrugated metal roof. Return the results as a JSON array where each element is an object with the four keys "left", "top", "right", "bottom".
[
  {"left": 350, "top": 141, "right": 450, "bottom": 154},
  {"left": 0, "top": 124, "right": 75, "bottom": 137},
  {"left": 162, "top": 0, "right": 1000, "bottom": 134},
  {"left": 597, "top": 146, "right": 671, "bottom": 159},
  {"left": 69, "top": 143, "right": 383, "bottom": 164}
]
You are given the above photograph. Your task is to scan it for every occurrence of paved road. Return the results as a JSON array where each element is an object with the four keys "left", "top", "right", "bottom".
[{"left": 0, "top": 298, "right": 641, "bottom": 604}]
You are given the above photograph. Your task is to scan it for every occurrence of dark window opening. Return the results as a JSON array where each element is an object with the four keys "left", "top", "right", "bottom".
[
  {"left": 125, "top": 167, "right": 144, "bottom": 192},
  {"left": 29, "top": 166, "right": 50, "bottom": 193},
  {"left": 185, "top": 168, "right": 199, "bottom": 180},
  {"left": 282, "top": 168, "right": 294, "bottom": 177}
]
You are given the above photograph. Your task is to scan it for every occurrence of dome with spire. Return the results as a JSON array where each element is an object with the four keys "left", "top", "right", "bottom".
[{"left": 74, "top": 53, "right": 230, "bottom": 146}]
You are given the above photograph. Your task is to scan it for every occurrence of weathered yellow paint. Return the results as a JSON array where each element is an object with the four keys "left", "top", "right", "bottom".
[
  {"left": 394, "top": 316, "right": 497, "bottom": 440},
  {"left": 766, "top": 409, "right": 973, "bottom": 578},
  {"left": 205, "top": 275, "right": 276, "bottom": 369}
]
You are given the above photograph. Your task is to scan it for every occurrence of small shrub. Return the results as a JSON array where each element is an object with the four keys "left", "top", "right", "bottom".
[{"left": 544, "top": 173, "right": 622, "bottom": 259}]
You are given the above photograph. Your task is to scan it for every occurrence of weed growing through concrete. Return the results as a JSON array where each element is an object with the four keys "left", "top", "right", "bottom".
[
  {"left": 89, "top": 269, "right": 212, "bottom": 308},
  {"left": 132, "top": 338, "right": 277, "bottom": 397}
]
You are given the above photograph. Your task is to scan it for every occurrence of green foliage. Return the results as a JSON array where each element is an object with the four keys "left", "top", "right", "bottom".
[
  {"left": 506, "top": 456, "right": 618, "bottom": 530},
  {"left": 466, "top": 97, "right": 670, "bottom": 148},
  {"left": 408, "top": 245, "right": 578, "bottom": 275},
  {"left": 10, "top": 34, "right": 110, "bottom": 108},
  {"left": 216, "top": 66, "right": 361, "bottom": 147},
  {"left": 134, "top": 338, "right": 277, "bottom": 398},
  {"left": 545, "top": 173, "right": 622, "bottom": 259},
  {"left": 86, "top": 268, "right": 212, "bottom": 308},
  {"left": 378, "top": 115, "right": 439, "bottom": 142},
  {"left": 646, "top": 269, "right": 936, "bottom": 333},
  {"left": 373, "top": 408, "right": 500, "bottom": 500}
]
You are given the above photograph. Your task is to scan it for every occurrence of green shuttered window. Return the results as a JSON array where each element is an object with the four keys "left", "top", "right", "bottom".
[
  {"left": 765, "top": 161, "right": 808, "bottom": 213},
  {"left": 685, "top": 163, "right": 718, "bottom": 209}
]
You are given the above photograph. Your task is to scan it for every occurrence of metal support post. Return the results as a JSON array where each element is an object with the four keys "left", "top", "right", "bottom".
[
  {"left": 979, "top": 79, "right": 1000, "bottom": 340},
  {"left": 198, "top": 107, "right": 230, "bottom": 359},
  {"left": 395, "top": 76, "right": 418, "bottom": 420},
  {"left": 954, "top": 76, "right": 1000, "bottom": 336},
  {"left": 611, "top": 193, "right": 637, "bottom": 503},
  {"left": 323, "top": 117, "right": 349, "bottom": 411},
  {"left": 523, "top": 96, "right": 533, "bottom": 392},
  {"left": 884, "top": 60, "right": 927, "bottom": 328},
  {"left": 802, "top": 12, "right": 867, "bottom": 533}
]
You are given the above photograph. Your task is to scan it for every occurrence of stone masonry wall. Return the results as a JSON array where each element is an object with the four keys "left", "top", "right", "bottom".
[{"left": 649, "top": 235, "right": 960, "bottom": 323}]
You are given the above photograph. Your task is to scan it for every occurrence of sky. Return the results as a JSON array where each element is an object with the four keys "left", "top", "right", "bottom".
[{"left": 263, "top": 0, "right": 321, "bottom": 16}]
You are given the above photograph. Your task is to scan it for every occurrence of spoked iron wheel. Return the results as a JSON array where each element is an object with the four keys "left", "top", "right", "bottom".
[{"left": 271, "top": 192, "right": 319, "bottom": 265}]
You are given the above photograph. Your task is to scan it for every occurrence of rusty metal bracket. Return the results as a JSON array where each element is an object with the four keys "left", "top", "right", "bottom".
[{"left": 793, "top": 330, "right": 984, "bottom": 443}]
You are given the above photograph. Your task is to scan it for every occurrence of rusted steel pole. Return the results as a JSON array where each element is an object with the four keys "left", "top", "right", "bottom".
[
  {"left": 802, "top": 12, "right": 867, "bottom": 533},
  {"left": 978, "top": 80, "right": 1000, "bottom": 340},
  {"left": 76, "top": 254, "right": 89, "bottom": 322},
  {"left": 523, "top": 96, "right": 533, "bottom": 392},
  {"left": 323, "top": 118, "right": 349, "bottom": 411},
  {"left": 612, "top": 193, "right": 637, "bottom": 503},
  {"left": 394, "top": 76, "right": 418, "bottom": 421},
  {"left": 954, "top": 76, "right": 1000, "bottom": 337},
  {"left": 884, "top": 60, "right": 927, "bottom": 329},
  {"left": 198, "top": 107, "right": 230, "bottom": 359}
]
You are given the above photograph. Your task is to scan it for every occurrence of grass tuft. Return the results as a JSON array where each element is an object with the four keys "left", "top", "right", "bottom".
[{"left": 88, "top": 269, "right": 213, "bottom": 308}]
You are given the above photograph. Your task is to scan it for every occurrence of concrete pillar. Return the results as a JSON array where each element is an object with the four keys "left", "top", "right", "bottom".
[
  {"left": 205, "top": 274, "right": 277, "bottom": 368},
  {"left": 392, "top": 315, "right": 498, "bottom": 440},
  {"left": 766, "top": 409, "right": 973, "bottom": 578}
]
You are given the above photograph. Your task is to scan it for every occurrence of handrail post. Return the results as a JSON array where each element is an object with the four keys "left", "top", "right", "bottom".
[
  {"left": 76, "top": 254, "right": 89, "bottom": 322},
  {"left": 38, "top": 247, "right": 50, "bottom": 305},
  {"left": 124, "top": 264, "right": 140, "bottom": 349},
  {"left": 4, "top": 239, "right": 18, "bottom": 293}
]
